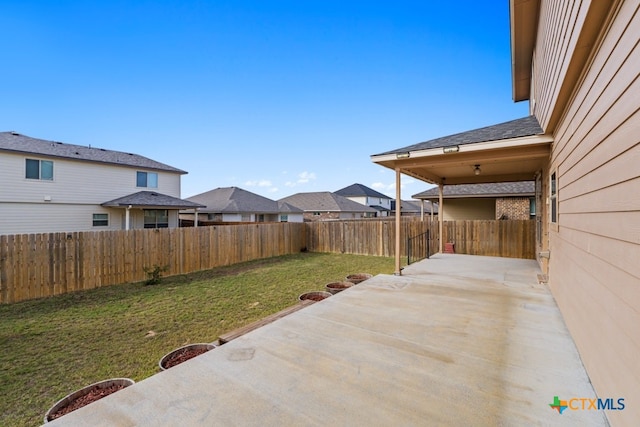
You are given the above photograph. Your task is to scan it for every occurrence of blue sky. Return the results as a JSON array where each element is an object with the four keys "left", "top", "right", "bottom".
[{"left": 1, "top": 1, "right": 529, "bottom": 199}]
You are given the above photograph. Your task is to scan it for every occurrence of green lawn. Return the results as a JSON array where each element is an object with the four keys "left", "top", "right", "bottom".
[{"left": 0, "top": 252, "right": 395, "bottom": 427}]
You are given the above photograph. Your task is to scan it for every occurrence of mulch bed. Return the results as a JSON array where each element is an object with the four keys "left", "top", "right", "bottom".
[
  {"left": 162, "top": 347, "right": 211, "bottom": 369},
  {"left": 327, "top": 282, "right": 352, "bottom": 290},
  {"left": 303, "top": 294, "right": 329, "bottom": 301},
  {"left": 48, "top": 384, "right": 126, "bottom": 420},
  {"left": 346, "top": 273, "right": 372, "bottom": 284}
]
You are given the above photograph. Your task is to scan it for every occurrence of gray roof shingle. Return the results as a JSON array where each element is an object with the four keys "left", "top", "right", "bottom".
[
  {"left": 102, "top": 191, "right": 204, "bottom": 208},
  {"left": 186, "top": 187, "right": 291, "bottom": 214},
  {"left": 334, "top": 183, "right": 391, "bottom": 200},
  {"left": 279, "top": 192, "right": 378, "bottom": 213},
  {"left": 373, "top": 116, "right": 543, "bottom": 156},
  {"left": 412, "top": 182, "right": 535, "bottom": 199},
  {"left": 0, "top": 131, "right": 186, "bottom": 173}
]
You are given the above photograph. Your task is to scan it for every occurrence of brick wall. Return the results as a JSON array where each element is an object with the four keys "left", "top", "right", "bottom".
[{"left": 495, "top": 197, "right": 531, "bottom": 220}]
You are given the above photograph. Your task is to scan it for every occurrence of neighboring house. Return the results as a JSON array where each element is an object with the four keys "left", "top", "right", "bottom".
[
  {"left": 412, "top": 182, "right": 534, "bottom": 220},
  {"left": 371, "top": 1, "right": 639, "bottom": 424},
  {"left": 182, "top": 187, "right": 303, "bottom": 223},
  {"left": 0, "top": 131, "right": 201, "bottom": 234},
  {"left": 390, "top": 199, "right": 438, "bottom": 218},
  {"left": 334, "top": 183, "right": 392, "bottom": 217},
  {"left": 278, "top": 192, "right": 378, "bottom": 221}
]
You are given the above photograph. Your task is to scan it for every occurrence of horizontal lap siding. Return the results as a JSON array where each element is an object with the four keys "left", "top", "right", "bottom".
[{"left": 547, "top": 2, "right": 640, "bottom": 425}]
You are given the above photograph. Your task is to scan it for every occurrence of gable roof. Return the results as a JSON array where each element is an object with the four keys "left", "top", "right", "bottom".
[
  {"left": 334, "top": 183, "right": 390, "bottom": 200},
  {"left": 412, "top": 182, "right": 535, "bottom": 199},
  {"left": 372, "top": 116, "right": 543, "bottom": 156},
  {"left": 0, "top": 131, "right": 186, "bottom": 173},
  {"left": 102, "top": 191, "right": 204, "bottom": 208},
  {"left": 277, "top": 201, "right": 304, "bottom": 213},
  {"left": 279, "top": 192, "right": 378, "bottom": 213},
  {"left": 186, "top": 187, "right": 285, "bottom": 214}
]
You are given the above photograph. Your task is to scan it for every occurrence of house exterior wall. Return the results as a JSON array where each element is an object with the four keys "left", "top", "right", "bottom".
[
  {"left": 440, "top": 199, "right": 495, "bottom": 220},
  {"left": 495, "top": 197, "right": 532, "bottom": 220},
  {"left": 346, "top": 195, "right": 391, "bottom": 217},
  {"left": 0, "top": 151, "right": 182, "bottom": 234},
  {"left": 532, "top": 1, "right": 639, "bottom": 424}
]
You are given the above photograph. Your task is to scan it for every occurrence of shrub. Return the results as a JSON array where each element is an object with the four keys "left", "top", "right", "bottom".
[{"left": 143, "top": 264, "right": 169, "bottom": 286}]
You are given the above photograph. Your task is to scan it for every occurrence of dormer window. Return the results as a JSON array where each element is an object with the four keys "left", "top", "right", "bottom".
[{"left": 136, "top": 171, "right": 158, "bottom": 188}]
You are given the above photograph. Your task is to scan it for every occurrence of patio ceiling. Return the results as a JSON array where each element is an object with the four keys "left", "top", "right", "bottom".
[{"left": 370, "top": 116, "right": 552, "bottom": 185}]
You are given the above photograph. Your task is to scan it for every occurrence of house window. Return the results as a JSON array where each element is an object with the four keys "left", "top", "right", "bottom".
[
  {"left": 144, "top": 209, "right": 168, "bottom": 228},
  {"left": 550, "top": 172, "right": 557, "bottom": 223},
  {"left": 92, "top": 213, "right": 109, "bottom": 227},
  {"left": 529, "top": 198, "right": 536, "bottom": 218},
  {"left": 25, "top": 159, "right": 53, "bottom": 180},
  {"left": 280, "top": 214, "right": 288, "bottom": 222},
  {"left": 313, "top": 212, "right": 321, "bottom": 216},
  {"left": 136, "top": 171, "right": 158, "bottom": 188}
]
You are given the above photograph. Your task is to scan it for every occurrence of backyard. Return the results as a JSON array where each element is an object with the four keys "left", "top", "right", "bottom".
[{"left": 0, "top": 252, "right": 395, "bottom": 427}]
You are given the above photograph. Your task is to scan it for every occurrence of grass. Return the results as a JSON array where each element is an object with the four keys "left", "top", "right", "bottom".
[{"left": 0, "top": 252, "right": 395, "bottom": 427}]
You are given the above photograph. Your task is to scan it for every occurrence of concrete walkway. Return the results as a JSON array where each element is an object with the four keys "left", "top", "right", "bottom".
[{"left": 46, "top": 254, "right": 608, "bottom": 426}]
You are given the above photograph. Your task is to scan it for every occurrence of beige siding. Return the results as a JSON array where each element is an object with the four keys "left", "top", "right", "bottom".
[
  {"left": 0, "top": 152, "right": 183, "bottom": 234},
  {"left": 440, "top": 199, "right": 495, "bottom": 220},
  {"left": 0, "top": 152, "right": 181, "bottom": 204},
  {"left": 0, "top": 204, "right": 123, "bottom": 234},
  {"left": 538, "top": 1, "right": 639, "bottom": 425}
]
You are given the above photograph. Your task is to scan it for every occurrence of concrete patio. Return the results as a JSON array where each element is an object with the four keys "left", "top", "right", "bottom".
[{"left": 46, "top": 254, "right": 608, "bottom": 426}]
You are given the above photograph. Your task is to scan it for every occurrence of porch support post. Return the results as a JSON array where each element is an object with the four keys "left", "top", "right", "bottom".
[
  {"left": 194, "top": 209, "right": 199, "bottom": 228},
  {"left": 125, "top": 205, "right": 131, "bottom": 231},
  {"left": 438, "top": 183, "right": 444, "bottom": 253},
  {"left": 395, "top": 167, "right": 402, "bottom": 276}
]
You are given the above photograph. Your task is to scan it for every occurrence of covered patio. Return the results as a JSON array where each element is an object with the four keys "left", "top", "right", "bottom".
[
  {"left": 370, "top": 115, "right": 552, "bottom": 275},
  {"left": 46, "top": 254, "right": 605, "bottom": 426}
]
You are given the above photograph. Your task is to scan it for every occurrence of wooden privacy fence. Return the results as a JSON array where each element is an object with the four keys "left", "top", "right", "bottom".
[
  {"left": 0, "top": 219, "right": 533, "bottom": 304},
  {"left": 0, "top": 223, "right": 306, "bottom": 304},
  {"left": 442, "top": 220, "right": 535, "bottom": 259},
  {"left": 305, "top": 219, "right": 438, "bottom": 257}
]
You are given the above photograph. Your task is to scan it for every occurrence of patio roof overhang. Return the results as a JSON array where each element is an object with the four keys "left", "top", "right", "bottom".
[{"left": 370, "top": 133, "right": 552, "bottom": 186}]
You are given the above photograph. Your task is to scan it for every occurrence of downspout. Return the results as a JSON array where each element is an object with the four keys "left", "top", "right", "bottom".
[
  {"left": 395, "top": 167, "right": 402, "bottom": 276},
  {"left": 194, "top": 208, "right": 199, "bottom": 228},
  {"left": 438, "top": 183, "right": 444, "bottom": 254},
  {"left": 125, "top": 205, "right": 132, "bottom": 230}
]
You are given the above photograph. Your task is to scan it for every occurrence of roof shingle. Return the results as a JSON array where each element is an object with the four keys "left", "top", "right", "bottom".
[
  {"left": 412, "top": 182, "right": 535, "bottom": 199},
  {"left": 373, "top": 116, "right": 543, "bottom": 156},
  {"left": 0, "top": 132, "right": 186, "bottom": 173}
]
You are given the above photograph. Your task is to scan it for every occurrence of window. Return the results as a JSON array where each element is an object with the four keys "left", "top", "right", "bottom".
[
  {"left": 550, "top": 172, "right": 557, "bottom": 223},
  {"left": 136, "top": 171, "right": 158, "bottom": 188},
  {"left": 92, "top": 213, "right": 109, "bottom": 227},
  {"left": 280, "top": 214, "right": 288, "bottom": 222},
  {"left": 529, "top": 198, "right": 536, "bottom": 218},
  {"left": 144, "top": 209, "right": 168, "bottom": 228},
  {"left": 26, "top": 159, "right": 53, "bottom": 180}
]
